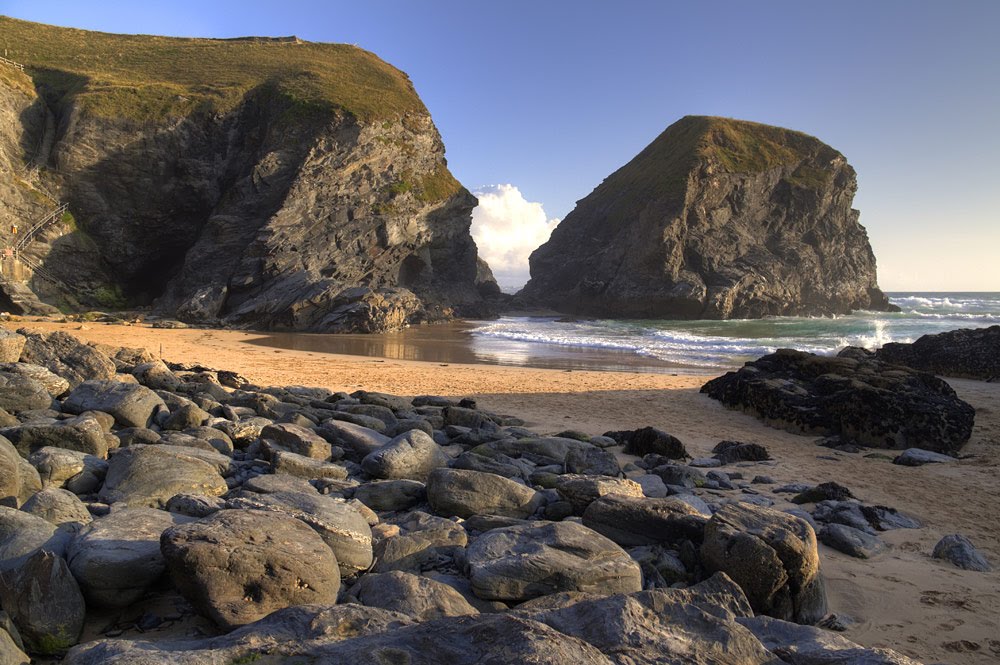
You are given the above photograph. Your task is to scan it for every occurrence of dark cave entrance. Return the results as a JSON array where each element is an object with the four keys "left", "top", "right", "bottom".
[
  {"left": 121, "top": 245, "right": 192, "bottom": 305},
  {"left": 398, "top": 253, "right": 431, "bottom": 289}
]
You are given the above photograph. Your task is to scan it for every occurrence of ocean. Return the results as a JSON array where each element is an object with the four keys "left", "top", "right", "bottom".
[{"left": 466, "top": 293, "right": 1000, "bottom": 372}]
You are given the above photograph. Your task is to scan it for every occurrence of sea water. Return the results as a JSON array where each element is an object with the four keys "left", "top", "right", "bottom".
[{"left": 468, "top": 293, "right": 1000, "bottom": 371}]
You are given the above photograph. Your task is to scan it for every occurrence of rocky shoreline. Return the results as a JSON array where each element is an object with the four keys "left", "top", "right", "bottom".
[{"left": 0, "top": 326, "right": 994, "bottom": 664}]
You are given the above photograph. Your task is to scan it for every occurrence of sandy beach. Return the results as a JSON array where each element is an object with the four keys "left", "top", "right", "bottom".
[{"left": 9, "top": 319, "right": 1000, "bottom": 664}]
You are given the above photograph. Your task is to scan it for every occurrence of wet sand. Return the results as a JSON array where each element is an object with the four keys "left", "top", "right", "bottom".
[{"left": 9, "top": 319, "right": 1000, "bottom": 664}]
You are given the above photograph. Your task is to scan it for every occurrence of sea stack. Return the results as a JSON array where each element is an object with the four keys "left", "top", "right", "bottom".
[
  {"left": 521, "top": 116, "right": 897, "bottom": 319},
  {"left": 0, "top": 17, "right": 496, "bottom": 332}
]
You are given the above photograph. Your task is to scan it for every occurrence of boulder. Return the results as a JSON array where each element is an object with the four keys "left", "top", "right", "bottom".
[
  {"left": 893, "top": 448, "right": 956, "bottom": 466},
  {"left": 353, "top": 480, "right": 426, "bottom": 512},
  {"left": 361, "top": 429, "right": 449, "bottom": 481},
  {"left": 0, "top": 370, "right": 52, "bottom": 414},
  {"left": 226, "top": 491, "right": 373, "bottom": 576},
  {"left": 261, "top": 423, "right": 332, "bottom": 460},
  {"left": 272, "top": 450, "right": 349, "bottom": 480},
  {"left": 66, "top": 507, "right": 190, "bottom": 607},
  {"left": 702, "top": 349, "right": 975, "bottom": 453},
  {"left": 28, "top": 447, "right": 107, "bottom": 494},
  {"left": 0, "top": 507, "right": 70, "bottom": 573},
  {"left": 0, "top": 362, "right": 69, "bottom": 397},
  {"left": 318, "top": 420, "right": 391, "bottom": 460},
  {"left": 701, "top": 502, "right": 826, "bottom": 624},
  {"left": 3, "top": 414, "right": 113, "bottom": 458},
  {"left": 161, "top": 509, "right": 341, "bottom": 629},
  {"left": 0, "top": 329, "right": 26, "bottom": 363},
  {"left": 0, "top": 437, "right": 28, "bottom": 507},
  {"left": 818, "top": 524, "right": 888, "bottom": 559},
  {"left": 131, "top": 360, "right": 182, "bottom": 391},
  {"left": 373, "top": 511, "right": 467, "bottom": 573},
  {"left": 0, "top": 550, "right": 85, "bottom": 654},
  {"left": 713, "top": 440, "right": 771, "bottom": 464},
  {"left": 523, "top": 577, "right": 774, "bottom": 665},
  {"left": 347, "top": 571, "right": 479, "bottom": 620},
  {"left": 99, "top": 445, "right": 228, "bottom": 508},
  {"left": 932, "top": 534, "right": 992, "bottom": 572},
  {"left": 63, "top": 381, "right": 166, "bottom": 428},
  {"left": 0, "top": 620, "right": 28, "bottom": 665},
  {"left": 875, "top": 325, "right": 1000, "bottom": 380},
  {"left": 554, "top": 474, "right": 644, "bottom": 514},
  {"left": 17, "top": 330, "right": 116, "bottom": 388},
  {"left": 426, "top": 468, "right": 543, "bottom": 519},
  {"left": 466, "top": 521, "right": 642, "bottom": 602},
  {"left": 605, "top": 427, "right": 689, "bottom": 459},
  {"left": 738, "top": 615, "right": 923, "bottom": 665},
  {"left": 162, "top": 403, "right": 211, "bottom": 431},
  {"left": 20, "top": 488, "right": 92, "bottom": 528},
  {"left": 581, "top": 494, "right": 707, "bottom": 547}
]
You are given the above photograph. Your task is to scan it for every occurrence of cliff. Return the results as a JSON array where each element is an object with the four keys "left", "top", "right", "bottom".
[
  {"left": 520, "top": 116, "right": 896, "bottom": 319},
  {"left": 0, "top": 16, "right": 495, "bottom": 330}
]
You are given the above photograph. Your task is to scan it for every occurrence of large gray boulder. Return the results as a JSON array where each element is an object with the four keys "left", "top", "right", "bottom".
[
  {"left": 372, "top": 511, "right": 467, "bottom": 573},
  {"left": 0, "top": 550, "right": 85, "bottom": 655},
  {"left": 353, "top": 479, "right": 426, "bottom": 512},
  {"left": 347, "top": 571, "right": 479, "bottom": 620},
  {"left": 554, "top": 474, "right": 644, "bottom": 514},
  {"left": 361, "top": 429, "right": 449, "bottom": 481},
  {"left": 0, "top": 507, "right": 71, "bottom": 573},
  {"left": 20, "top": 488, "right": 93, "bottom": 528},
  {"left": 0, "top": 362, "right": 69, "bottom": 397},
  {"left": 581, "top": 494, "right": 708, "bottom": 546},
  {"left": 28, "top": 447, "right": 108, "bottom": 494},
  {"left": 3, "top": 414, "right": 113, "bottom": 459},
  {"left": 66, "top": 507, "right": 191, "bottom": 608},
  {"left": 226, "top": 490, "right": 373, "bottom": 576},
  {"left": 738, "top": 614, "right": 923, "bottom": 664},
  {"left": 701, "top": 503, "right": 826, "bottom": 624},
  {"left": 0, "top": 371, "right": 52, "bottom": 414},
  {"left": 932, "top": 534, "right": 992, "bottom": 572},
  {"left": 63, "top": 381, "right": 166, "bottom": 428},
  {"left": 99, "top": 445, "right": 228, "bottom": 508},
  {"left": 426, "top": 468, "right": 543, "bottom": 519},
  {"left": 0, "top": 436, "right": 37, "bottom": 508},
  {"left": 318, "top": 420, "right": 390, "bottom": 460},
  {"left": 261, "top": 423, "right": 332, "bottom": 460},
  {"left": 17, "top": 330, "right": 116, "bottom": 388},
  {"left": 466, "top": 521, "right": 642, "bottom": 602},
  {"left": 522, "top": 575, "right": 774, "bottom": 665},
  {"left": 0, "top": 329, "right": 25, "bottom": 363},
  {"left": 0, "top": 619, "right": 29, "bottom": 665},
  {"left": 131, "top": 360, "right": 182, "bottom": 391},
  {"left": 161, "top": 509, "right": 341, "bottom": 629}
]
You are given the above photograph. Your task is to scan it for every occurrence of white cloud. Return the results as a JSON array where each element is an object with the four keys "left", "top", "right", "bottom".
[{"left": 471, "top": 184, "right": 559, "bottom": 290}]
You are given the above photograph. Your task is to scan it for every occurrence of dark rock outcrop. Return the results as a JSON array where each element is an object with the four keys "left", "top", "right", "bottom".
[
  {"left": 875, "top": 325, "right": 1000, "bottom": 381},
  {"left": 521, "top": 116, "right": 896, "bottom": 319},
  {"left": 0, "top": 17, "right": 494, "bottom": 331},
  {"left": 701, "top": 349, "right": 975, "bottom": 452}
]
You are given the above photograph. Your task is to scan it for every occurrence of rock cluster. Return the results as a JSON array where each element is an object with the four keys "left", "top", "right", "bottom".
[
  {"left": 0, "top": 328, "right": 929, "bottom": 663},
  {"left": 520, "top": 116, "right": 896, "bottom": 319},
  {"left": 875, "top": 325, "right": 1000, "bottom": 381},
  {"left": 701, "top": 348, "right": 975, "bottom": 452}
]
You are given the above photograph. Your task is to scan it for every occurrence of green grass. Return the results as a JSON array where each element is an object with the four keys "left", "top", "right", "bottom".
[{"left": 0, "top": 15, "right": 426, "bottom": 122}]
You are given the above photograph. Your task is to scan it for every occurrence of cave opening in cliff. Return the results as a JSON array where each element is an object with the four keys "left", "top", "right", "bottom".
[{"left": 122, "top": 246, "right": 191, "bottom": 305}]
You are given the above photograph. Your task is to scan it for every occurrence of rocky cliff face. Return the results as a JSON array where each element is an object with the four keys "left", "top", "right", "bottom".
[
  {"left": 521, "top": 116, "right": 896, "bottom": 319},
  {"left": 0, "top": 16, "right": 495, "bottom": 331}
]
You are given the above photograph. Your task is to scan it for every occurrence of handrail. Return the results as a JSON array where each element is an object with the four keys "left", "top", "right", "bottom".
[
  {"left": 0, "top": 56, "right": 25, "bottom": 72},
  {"left": 14, "top": 203, "right": 68, "bottom": 252}
]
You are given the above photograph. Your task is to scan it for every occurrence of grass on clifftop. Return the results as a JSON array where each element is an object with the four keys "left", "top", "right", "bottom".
[{"left": 0, "top": 15, "right": 426, "bottom": 122}]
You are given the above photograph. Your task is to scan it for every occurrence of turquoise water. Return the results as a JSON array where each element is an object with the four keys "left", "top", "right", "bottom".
[{"left": 468, "top": 293, "right": 1000, "bottom": 370}]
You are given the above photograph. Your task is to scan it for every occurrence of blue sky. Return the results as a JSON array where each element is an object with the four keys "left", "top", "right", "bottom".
[{"left": 3, "top": 1, "right": 998, "bottom": 290}]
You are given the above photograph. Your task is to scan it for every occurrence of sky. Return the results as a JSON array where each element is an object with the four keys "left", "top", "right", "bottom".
[{"left": 3, "top": 1, "right": 998, "bottom": 291}]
